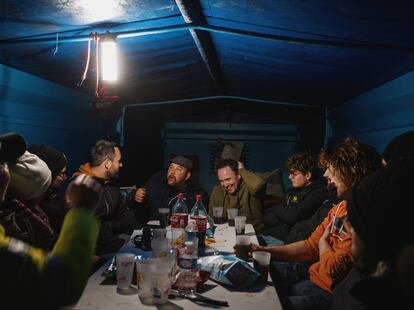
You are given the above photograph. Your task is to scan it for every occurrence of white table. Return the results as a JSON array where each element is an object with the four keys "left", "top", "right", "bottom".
[{"left": 69, "top": 224, "right": 283, "bottom": 310}]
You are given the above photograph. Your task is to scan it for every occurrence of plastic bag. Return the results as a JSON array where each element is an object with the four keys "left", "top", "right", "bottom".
[{"left": 198, "top": 255, "right": 259, "bottom": 288}]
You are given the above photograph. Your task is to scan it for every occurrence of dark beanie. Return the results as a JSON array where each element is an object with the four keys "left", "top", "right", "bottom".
[
  {"left": 348, "top": 162, "right": 414, "bottom": 263},
  {"left": 170, "top": 155, "right": 193, "bottom": 171},
  {"left": 383, "top": 131, "right": 414, "bottom": 164},
  {"left": 28, "top": 144, "right": 67, "bottom": 180}
]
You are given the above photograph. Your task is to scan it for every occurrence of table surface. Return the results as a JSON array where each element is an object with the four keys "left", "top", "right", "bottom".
[{"left": 68, "top": 223, "right": 283, "bottom": 310}]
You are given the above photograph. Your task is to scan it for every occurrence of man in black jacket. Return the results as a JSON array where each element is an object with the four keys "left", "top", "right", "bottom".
[
  {"left": 263, "top": 151, "right": 331, "bottom": 242},
  {"left": 71, "top": 140, "right": 143, "bottom": 255},
  {"left": 135, "top": 155, "right": 208, "bottom": 223}
]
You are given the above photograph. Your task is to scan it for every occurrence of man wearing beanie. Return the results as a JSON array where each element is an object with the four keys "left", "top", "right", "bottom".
[
  {"left": 1, "top": 159, "right": 103, "bottom": 308},
  {"left": 249, "top": 138, "right": 382, "bottom": 310},
  {"left": 343, "top": 162, "right": 414, "bottom": 309},
  {"left": 135, "top": 155, "right": 208, "bottom": 223},
  {"left": 28, "top": 144, "right": 68, "bottom": 234},
  {"left": 0, "top": 151, "right": 57, "bottom": 250}
]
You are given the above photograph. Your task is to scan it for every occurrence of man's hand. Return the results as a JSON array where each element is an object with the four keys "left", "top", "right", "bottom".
[
  {"left": 135, "top": 187, "right": 146, "bottom": 203},
  {"left": 0, "top": 163, "right": 10, "bottom": 203},
  {"left": 237, "top": 161, "right": 245, "bottom": 170},
  {"left": 319, "top": 221, "right": 333, "bottom": 254},
  {"left": 66, "top": 175, "right": 103, "bottom": 210}
]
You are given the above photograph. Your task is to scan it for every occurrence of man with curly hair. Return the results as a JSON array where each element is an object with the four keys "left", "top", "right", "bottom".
[
  {"left": 263, "top": 151, "right": 333, "bottom": 242},
  {"left": 250, "top": 138, "right": 382, "bottom": 310}
]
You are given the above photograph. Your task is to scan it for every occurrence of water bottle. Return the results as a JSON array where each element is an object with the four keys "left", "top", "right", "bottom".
[
  {"left": 175, "top": 241, "right": 198, "bottom": 292},
  {"left": 185, "top": 220, "right": 198, "bottom": 251},
  {"left": 151, "top": 228, "right": 168, "bottom": 258},
  {"left": 170, "top": 193, "right": 188, "bottom": 228},
  {"left": 190, "top": 194, "right": 207, "bottom": 255}
]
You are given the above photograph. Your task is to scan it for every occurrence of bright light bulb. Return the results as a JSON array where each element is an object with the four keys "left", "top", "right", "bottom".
[{"left": 101, "top": 40, "right": 118, "bottom": 82}]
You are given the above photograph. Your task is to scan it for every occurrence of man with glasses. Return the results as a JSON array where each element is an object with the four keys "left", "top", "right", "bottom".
[
  {"left": 250, "top": 138, "right": 382, "bottom": 310},
  {"left": 263, "top": 151, "right": 332, "bottom": 243},
  {"left": 28, "top": 144, "right": 68, "bottom": 234}
]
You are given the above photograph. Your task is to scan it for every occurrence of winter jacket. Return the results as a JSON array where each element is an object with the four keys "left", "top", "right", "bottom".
[
  {"left": 72, "top": 163, "right": 143, "bottom": 255},
  {"left": 265, "top": 181, "right": 328, "bottom": 228},
  {"left": 302, "top": 201, "right": 353, "bottom": 293},
  {"left": 0, "top": 208, "right": 99, "bottom": 308},
  {"left": 0, "top": 198, "right": 56, "bottom": 251},
  {"left": 135, "top": 170, "right": 209, "bottom": 223}
]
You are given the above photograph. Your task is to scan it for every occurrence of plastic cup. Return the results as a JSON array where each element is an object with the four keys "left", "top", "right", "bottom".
[
  {"left": 235, "top": 216, "right": 246, "bottom": 235},
  {"left": 151, "top": 259, "right": 173, "bottom": 304},
  {"left": 158, "top": 208, "right": 170, "bottom": 228},
  {"left": 171, "top": 227, "right": 185, "bottom": 248},
  {"left": 252, "top": 251, "right": 271, "bottom": 284},
  {"left": 116, "top": 253, "right": 136, "bottom": 294},
  {"left": 136, "top": 257, "right": 155, "bottom": 302},
  {"left": 213, "top": 206, "right": 224, "bottom": 224},
  {"left": 227, "top": 208, "right": 238, "bottom": 226},
  {"left": 235, "top": 235, "right": 250, "bottom": 261}
]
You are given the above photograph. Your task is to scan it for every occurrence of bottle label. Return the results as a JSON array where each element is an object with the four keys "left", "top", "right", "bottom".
[
  {"left": 171, "top": 213, "right": 188, "bottom": 228},
  {"left": 190, "top": 215, "right": 207, "bottom": 232}
]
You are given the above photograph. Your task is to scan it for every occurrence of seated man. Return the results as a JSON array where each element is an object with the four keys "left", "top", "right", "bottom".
[
  {"left": 1, "top": 150, "right": 57, "bottom": 250},
  {"left": 71, "top": 140, "right": 143, "bottom": 255},
  {"left": 28, "top": 144, "right": 68, "bottom": 234},
  {"left": 1, "top": 159, "right": 102, "bottom": 308},
  {"left": 250, "top": 138, "right": 382, "bottom": 310},
  {"left": 135, "top": 155, "right": 208, "bottom": 223},
  {"left": 333, "top": 162, "right": 414, "bottom": 309},
  {"left": 209, "top": 158, "right": 265, "bottom": 234},
  {"left": 263, "top": 151, "right": 331, "bottom": 241}
]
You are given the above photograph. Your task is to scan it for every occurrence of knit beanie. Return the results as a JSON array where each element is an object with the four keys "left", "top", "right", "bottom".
[
  {"left": 347, "top": 162, "right": 414, "bottom": 263},
  {"left": 9, "top": 151, "right": 52, "bottom": 200},
  {"left": 28, "top": 144, "right": 67, "bottom": 180}
]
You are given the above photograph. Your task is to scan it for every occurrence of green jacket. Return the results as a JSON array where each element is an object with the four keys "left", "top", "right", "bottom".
[
  {"left": 209, "top": 169, "right": 265, "bottom": 234},
  {"left": 0, "top": 208, "right": 99, "bottom": 308}
]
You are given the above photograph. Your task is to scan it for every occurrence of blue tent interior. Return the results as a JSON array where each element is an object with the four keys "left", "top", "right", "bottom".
[{"left": 1, "top": 1, "right": 414, "bottom": 189}]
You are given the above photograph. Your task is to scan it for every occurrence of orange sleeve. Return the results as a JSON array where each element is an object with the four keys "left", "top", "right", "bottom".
[{"left": 303, "top": 210, "right": 333, "bottom": 258}]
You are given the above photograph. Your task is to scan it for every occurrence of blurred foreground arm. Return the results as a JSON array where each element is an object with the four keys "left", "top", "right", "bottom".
[{"left": 0, "top": 174, "right": 102, "bottom": 308}]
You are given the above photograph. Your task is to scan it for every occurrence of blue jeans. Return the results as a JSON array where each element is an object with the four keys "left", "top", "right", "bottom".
[{"left": 271, "top": 261, "right": 332, "bottom": 310}]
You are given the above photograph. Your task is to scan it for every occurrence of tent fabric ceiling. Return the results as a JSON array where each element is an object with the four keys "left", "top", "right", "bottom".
[{"left": 1, "top": 0, "right": 414, "bottom": 111}]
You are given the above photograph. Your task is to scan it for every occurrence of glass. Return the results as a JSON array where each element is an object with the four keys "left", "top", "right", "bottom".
[
  {"left": 116, "top": 253, "right": 136, "bottom": 294},
  {"left": 151, "top": 259, "right": 173, "bottom": 304},
  {"left": 235, "top": 235, "right": 250, "bottom": 261},
  {"left": 234, "top": 216, "right": 246, "bottom": 235},
  {"left": 227, "top": 208, "right": 238, "bottom": 226},
  {"left": 212, "top": 206, "right": 224, "bottom": 224},
  {"left": 252, "top": 251, "right": 271, "bottom": 284},
  {"left": 158, "top": 208, "right": 170, "bottom": 228},
  {"left": 136, "top": 257, "right": 155, "bottom": 300}
]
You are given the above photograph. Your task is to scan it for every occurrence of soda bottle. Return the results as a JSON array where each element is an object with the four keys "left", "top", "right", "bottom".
[
  {"left": 190, "top": 194, "right": 207, "bottom": 255},
  {"left": 175, "top": 241, "right": 198, "bottom": 292},
  {"left": 170, "top": 193, "right": 188, "bottom": 228}
]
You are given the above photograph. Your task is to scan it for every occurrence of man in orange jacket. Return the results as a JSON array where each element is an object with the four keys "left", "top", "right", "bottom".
[{"left": 250, "top": 138, "right": 382, "bottom": 310}]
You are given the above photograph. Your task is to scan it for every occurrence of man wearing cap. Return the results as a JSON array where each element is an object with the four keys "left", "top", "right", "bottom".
[{"left": 135, "top": 155, "right": 208, "bottom": 223}]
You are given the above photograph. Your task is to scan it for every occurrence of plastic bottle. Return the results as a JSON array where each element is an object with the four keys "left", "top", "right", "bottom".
[
  {"left": 151, "top": 228, "right": 168, "bottom": 258},
  {"left": 175, "top": 241, "right": 198, "bottom": 292},
  {"left": 185, "top": 220, "right": 199, "bottom": 251},
  {"left": 170, "top": 193, "right": 188, "bottom": 228},
  {"left": 190, "top": 194, "right": 207, "bottom": 255}
]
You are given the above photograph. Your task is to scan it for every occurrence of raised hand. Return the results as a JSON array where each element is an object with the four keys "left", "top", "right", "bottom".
[{"left": 66, "top": 175, "right": 103, "bottom": 210}]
